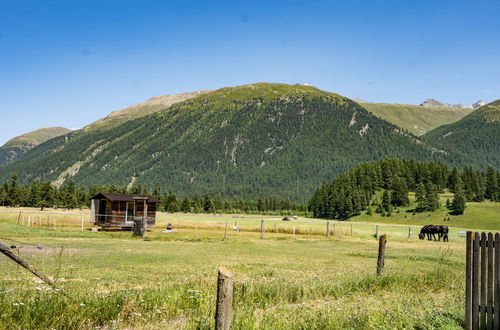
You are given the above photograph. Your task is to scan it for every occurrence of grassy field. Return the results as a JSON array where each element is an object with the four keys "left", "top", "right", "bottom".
[{"left": 0, "top": 200, "right": 498, "bottom": 329}]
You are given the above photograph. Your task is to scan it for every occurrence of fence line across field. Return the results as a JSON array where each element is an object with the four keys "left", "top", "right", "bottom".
[{"left": 1, "top": 208, "right": 468, "bottom": 240}]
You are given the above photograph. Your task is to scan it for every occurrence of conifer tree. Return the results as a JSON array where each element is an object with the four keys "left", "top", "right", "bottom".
[
  {"left": 415, "top": 183, "right": 427, "bottom": 212},
  {"left": 382, "top": 190, "right": 391, "bottom": 212},
  {"left": 180, "top": 197, "right": 191, "bottom": 213},
  {"left": 451, "top": 185, "right": 467, "bottom": 215},
  {"left": 391, "top": 177, "right": 410, "bottom": 207}
]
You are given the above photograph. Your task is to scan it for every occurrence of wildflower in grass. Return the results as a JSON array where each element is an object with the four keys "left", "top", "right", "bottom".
[
  {"left": 35, "top": 287, "right": 42, "bottom": 291},
  {"left": 80, "top": 303, "right": 86, "bottom": 307},
  {"left": 13, "top": 303, "right": 19, "bottom": 306}
]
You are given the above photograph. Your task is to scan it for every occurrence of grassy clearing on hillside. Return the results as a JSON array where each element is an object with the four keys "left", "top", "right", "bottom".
[
  {"left": 352, "top": 192, "right": 500, "bottom": 232},
  {"left": 0, "top": 208, "right": 474, "bottom": 329}
]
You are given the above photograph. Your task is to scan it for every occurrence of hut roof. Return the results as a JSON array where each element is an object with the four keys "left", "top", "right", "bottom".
[{"left": 91, "top": 192, "right": 161, "bottom": 203}]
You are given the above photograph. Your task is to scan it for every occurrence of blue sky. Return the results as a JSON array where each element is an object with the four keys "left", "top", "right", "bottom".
[{"left": 1, "top": 0, "right": 499, "bottom": 145}]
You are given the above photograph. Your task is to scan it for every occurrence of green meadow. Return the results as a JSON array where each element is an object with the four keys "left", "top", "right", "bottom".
[{"left": 0, "top": 199, "right": 499, "bottom": 329}]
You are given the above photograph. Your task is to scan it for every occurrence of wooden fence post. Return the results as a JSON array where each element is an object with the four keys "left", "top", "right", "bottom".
[
  {"left": 260, "top": 219, "right": 264, "bottom": 240},
  {"left": 292, "top": 227, "right": 296, "bottom": 236},
  {"left": 375, "top": 224, "right": 379, "bottom": 239},
  {"left": 224, "top": 220, "right": 228, "bottom": 241},
  {"left": 480, "top": 233, "right": 487, "bottom": 329},
  {"left": 215, "top": 267, "right": 233, "bottom": 330},
  {"left": 333, "top": 223, "right": 336, "bottom": 236},
  {"left": 81, "top": 216, "right": 84, "bottom": 231},
  {"left": 350, "top": 223, "right": 353, "bottom": 236},
  {"left": 28, "top": 216, "right": 31, "bottom": 227},
  {"left": 0, "top": 241, "right": 61, "bottom": 292},
  {"left": 487, "top": 232, "right": 494, "bottom": 328},
  {"left": 465, "top": 231, "right": 473, "bottom": 330},
  {"left": 408, "top": 227, "right": 411, "bottom": 238},
  {"left": 326, "top": 222, "right": 330, "bottom": 238},
  {"left": 472, "top": 232, "right": 479, "bottom": 328},
  {"left": 17, "top": 210, "right": 21, "bottom": 224},
  {"left": 377, "top": 234, "right": 387, "bottom": 276},
  {"left": 494, "top": 233, "right": 500, "bottom": 329}
]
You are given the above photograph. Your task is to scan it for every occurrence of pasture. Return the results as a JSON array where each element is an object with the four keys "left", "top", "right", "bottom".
[{"left": 0, "top": 207, "right": 481, "bottom": 329}]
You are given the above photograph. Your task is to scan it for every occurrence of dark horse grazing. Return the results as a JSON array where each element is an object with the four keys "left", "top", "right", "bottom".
[{"left": 419, "top": 225, "right": 449, "bottom": 242}]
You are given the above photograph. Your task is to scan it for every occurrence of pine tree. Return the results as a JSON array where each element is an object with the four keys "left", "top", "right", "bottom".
[
  {"left": 152, "top": 182, "right": 161, "bottom": 199},
  {"left": 391, "top": 177, "right": 410, "bottom": 207},
  {"left": 485, "top": 166, "right": 498, "bottom": 201},
  {"left": 424, "top": 182, "right": 440, "bottom": 212},
  {"left": 7, "top": 174, "right": 20, "bottom": 206},
  {"left": 203, "top": 194, "right": 214, "bottom": 213},
  {"left": 415, "top": 183, "right": 427, "bottom": 212},
  {"left": 382, "top": 190, "right": 391, "bottom": 212},
  {"left": 450, "top": 185, "right": 467, "bottom": 215},
  {"left": 366, "top": 206, "right": 373, "bottom": 216},
  {"left": 180, "top": 197, "right": 191, "bottom": 213}
]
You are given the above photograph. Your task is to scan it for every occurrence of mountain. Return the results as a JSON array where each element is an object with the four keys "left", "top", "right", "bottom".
[
  {"left": 0, "top": 83, "right": 476, "bottom": 201},
  {"left": 359, "top": 102, "right": 473, "bottom": 136},
  {"left": 83, "top": 90, "right": 211, "bottom": 131},
  {"left": 423, "top": 99, "right": 500, "bottom": 168},
  {"left": 419, "top": 98, "right": 487, "bottom": 109},
  {"left": 0, "top": 127, "right": 71, "bottom": 166}
]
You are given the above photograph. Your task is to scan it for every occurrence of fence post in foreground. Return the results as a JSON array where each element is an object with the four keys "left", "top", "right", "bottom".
[
  {"left": 0, "top": 241, "right": 61, "bottom": 292},
  {"left": 377, "top": 234, "right": 387, "bottom": 276},
  {"left": 215, "top": 267, "right": 233, "bottom": 330},
  {"left": 326, "top": 221, "right": 330, "bottom": 238},
  {"left": 260, "top": 219, "right": 264, "bottom": 240},
  {"left": 465, "top": 231, "right": 472, "bottom": 330}
]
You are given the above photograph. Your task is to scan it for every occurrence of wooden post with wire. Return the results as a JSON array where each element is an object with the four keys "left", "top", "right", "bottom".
[
  {"left": 260, "top": 219, "right": 264, "bottom": 240},
  {"left": 326, "top": 221, "right": 330, "bottom": 238},
  {"left": 0, "top": 240, "right": 63, "bottom": 293},
  {"left": 224, "top": 220, "right": 228, "bottom": 241},
  {"left": 377, "top": 234, "right": 387, "bottom": 276},
  {"left": 215, "top": 267, "right": 233, "bottom": 330}
]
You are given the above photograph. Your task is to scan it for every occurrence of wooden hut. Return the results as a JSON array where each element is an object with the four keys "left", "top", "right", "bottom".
[{"left": 90, "top": 193, "right": 160, "bottom": 229}]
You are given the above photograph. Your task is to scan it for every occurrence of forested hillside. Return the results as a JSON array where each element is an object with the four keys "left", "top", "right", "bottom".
[
  {"left": 0, "top": 127, "right": 71, "bottom": 166},
  {"left": 309, "top": 159, "right": 500, "bottom": 220},
  {"left": 423, "top": 100, "right": 500, "bottom": 168},
  {"left": 0, "top": 83, "right": 480, "bottom": 202}
]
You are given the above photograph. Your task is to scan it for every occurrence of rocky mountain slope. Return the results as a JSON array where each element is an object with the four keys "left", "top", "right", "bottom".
[{"left": 420, "top": 98, "right": 486, "bottom": 109}]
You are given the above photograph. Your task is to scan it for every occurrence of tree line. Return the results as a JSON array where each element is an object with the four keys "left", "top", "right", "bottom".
[
  {"left": 308, "top": 159, "right": 500, "bottom": 220},
  {"left": 0, "top": 175, "right": 306, "bottom": 215}
]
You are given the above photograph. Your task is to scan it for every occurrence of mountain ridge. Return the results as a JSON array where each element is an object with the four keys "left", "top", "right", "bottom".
[
  {"left": 423, "top": 99, "right": 500, "bottom": 168},
  {"left": 0, "top": 83, "right": 479, "bottom": 202},
  {"left": 0, "top": 127, "right": 71, "bottom": 166}
]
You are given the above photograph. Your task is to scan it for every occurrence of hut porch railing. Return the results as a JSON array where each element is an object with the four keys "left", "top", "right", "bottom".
[{"left": 91, "top": 214, "right": 155, "bottom": 226}]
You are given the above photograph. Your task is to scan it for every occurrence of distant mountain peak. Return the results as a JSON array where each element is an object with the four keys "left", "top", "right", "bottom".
[
  {"left": 472, "top": 100, "right": 487, "bottom": 109},
  {"left": 420, "top": 98, "right": 446, "bottom": 107},
  {"left": 419, "top": 98, "right": 488, "bottom": 109}
]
